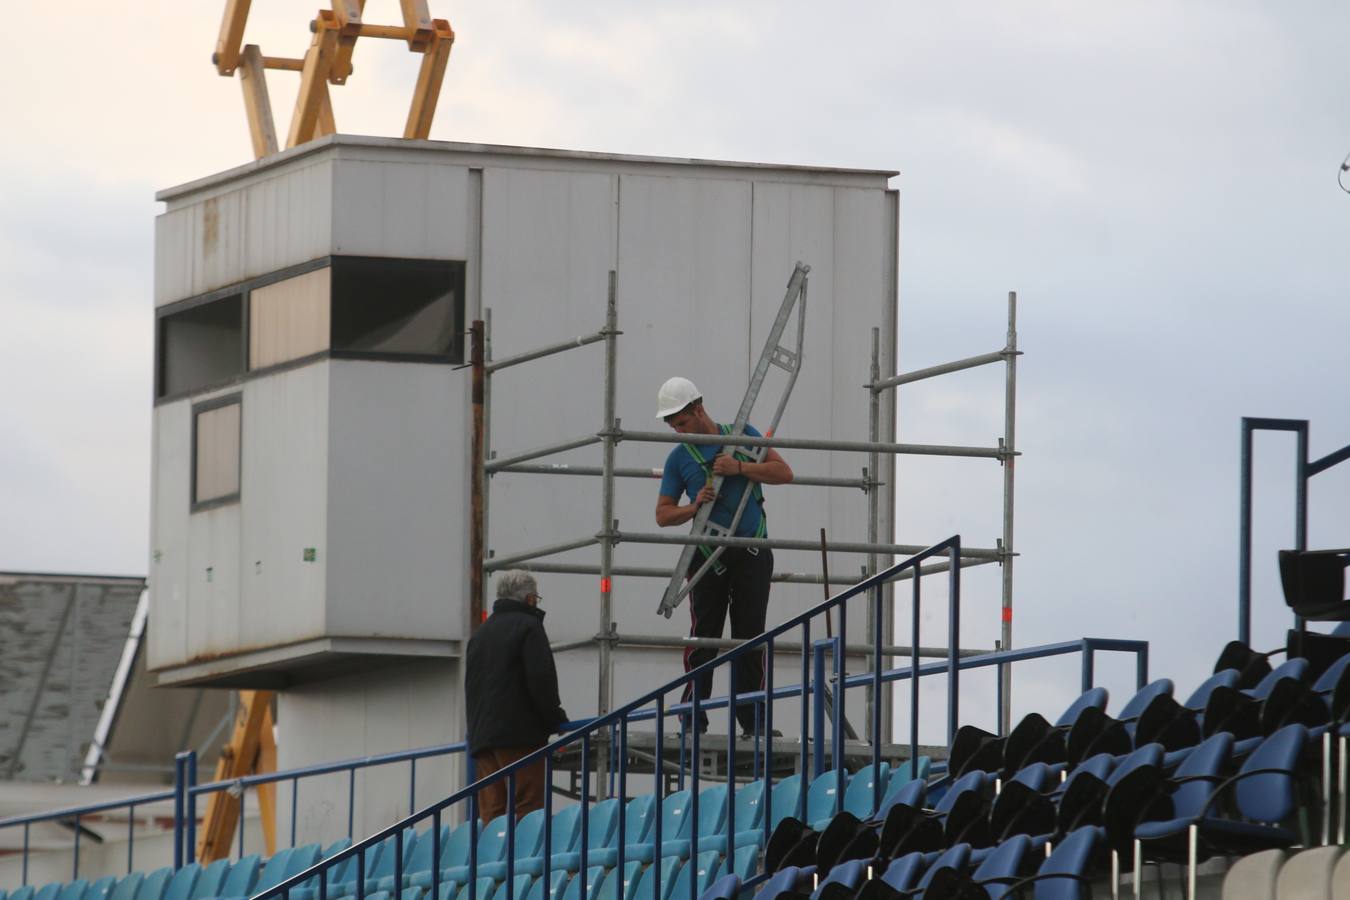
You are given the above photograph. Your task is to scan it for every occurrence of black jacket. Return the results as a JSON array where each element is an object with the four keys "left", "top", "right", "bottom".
[{"left": 465, "top": 599, "right": 568, "bottom": 754}]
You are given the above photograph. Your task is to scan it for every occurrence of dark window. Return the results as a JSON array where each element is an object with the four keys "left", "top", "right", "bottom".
[
  {"left": 157, "top": 294, "right": 245, "bottom": 398},
  {"left": 330, "top": 258, "right": 465, "bottom": 362}
]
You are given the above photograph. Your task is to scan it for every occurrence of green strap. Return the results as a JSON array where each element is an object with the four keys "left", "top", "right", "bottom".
[{"left": 681, "top": 425, "right": 768, "bottom": 559}]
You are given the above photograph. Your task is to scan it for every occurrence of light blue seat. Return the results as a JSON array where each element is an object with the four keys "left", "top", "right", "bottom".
[
  {"left": 630, "top": 858, "right": 681, "bottom": 900},
  {"left": 136, "top": 868, "right": 174, "bottom": 900},
  {"left": 409, "top": 821, "right": 482, "bottom": 890},
  {"left": 329, "top": 838, "right": 391, "bottom": 898},
  {"left": 213, "top": 854, "right": 261, "bottom": 900},
  {"left": 548, "top": 804, "right": 626, "bottom": 874},
  {"left": 841, "top": 763, "right": 890, "bottom": 821},
  {"left": 558, "top": 869, "right": 606, "bottom": 900},
  {"left": 87, "top": 877, "right": 118, "bottom": 900},
  {"left": 376, "top": 827, "right": 445, "bottom": 891},
  {"left": 163, "top": 862, "right": 204, "bottom": 900},
  {"left": 107, "top": 874, "right": 144, "bottom": 900},
  {"left": 56, "top": 879, "right": 90, "bottom": 900},
  {"left": 477, "top": 810, "right": 549, "bottom": 880},
  {"left": 594, "top": 862, "right": 642, "bottom": 900},
  {"left": 723, "top": 845, "right": 758, "bottom": 884},
  {"left": 494, "top": 876, "right": 532, "bottom": 900},
  {"left": 590, "top": 793, "right": 681, "bottom": 867},
  {"left": 290, "top": 839, "right": 355, "bottom": 900},
  {"left": 32, "top": 884, "right": 62, "bottom": 900},
  {"left": 656, "top": 786, "right": 728, "bottom": 861},
  {"left": 697, "top": 781, "right": 766, "bottom": 853},
  {"left": 498, "top": 806, "right": 584, "bottom": 880},
  {"left": 524, "top": 874, "right": 569, "bottom": 900},
  {"left": 764, "top": 775, "right": 802, "bottom": 834},
  {"left": 10, "top": 886, "right": 36, "bottom": 900},
  {"left": 666, "top": 852, "right": 721, "bottom": 900},
  {"left": 456, "top": 879, "right": 498, "bottom": 900},
  {"left": 805, "top": 770, "right": 850, "bottom": 830}
]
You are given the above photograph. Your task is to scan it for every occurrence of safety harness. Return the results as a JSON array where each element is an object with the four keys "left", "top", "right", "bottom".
[{"left": 682, "top": 424, "right": 767, "bottom": 574}]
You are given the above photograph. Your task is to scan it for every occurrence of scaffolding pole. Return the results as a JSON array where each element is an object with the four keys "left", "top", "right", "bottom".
[{"left": 475, "top": 268, "right": 1021, "bottom": 781}]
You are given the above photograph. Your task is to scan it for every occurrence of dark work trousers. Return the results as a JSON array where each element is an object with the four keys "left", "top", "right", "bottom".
[
  {"left": 681, "top": 547, "right": 774, "bottom": 734},
  {"left": 472, "top": 746, "right": 547, "bottom": 823}
]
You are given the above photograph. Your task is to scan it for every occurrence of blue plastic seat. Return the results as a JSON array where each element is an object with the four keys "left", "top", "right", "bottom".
[
  {"left": 725, "top": 845, "right": 759, "bottom": 884},
  {"left": 765, "top": 775, "right": 803, "bottom": 833},
  {"left": 629, "top": 858, "right": 681, "bottom": 900},
  {"left": 10, "top": 886, "right": 35, "bottom": 900},
  {"left": 488, "top": 805, "right": 584, "bottom": 880},
  {"left": 807, "top": 858, "right": 867, "bottom": 900},
  {"left": 968, "top": 833, "right": 1032, "bottom": 900},
  {"left": 56, "top": 879, "right": 90, "bottom": 900},
  {"left": 87, "top": 877, "right": 117, "bottom": 900},
  {"left": 591, "top": 791, "right": 690, "bottom": 866},
  {"left": 805, "top": 770, "right": 850, "bottom": 830},
  {"left": 874, "top": 775, "right": 926, "bottom": 824},
  {"left": 32, "top": 884, "right": 62, "bottom": 900},
  {"left": 697, "top": 780, "right": 767, "bottom": 853},
  {"left": 477, "top": 810, "right": 549, "bottom": 880},
  {"left": 1009, "top": 826, "right": 1102, "bottom": 900},
  {"left": 841, "top": 763, "right": 890, "bottom": 822},
  {"left": 214, "top": 855, "right": 261, "bottom": 900},
  {"left": 1116, "top": 679, "right": 1174, "bottom": 737},
  {"left": 408, "top": 820, "right": 482, "bottom": 889},
  {"left": 1057, "top": 689, "right": 1109, "bottom": 729},
  {"left": 457, "top": 878, "right": 499, "bottom": 900},
  {"left": 108, "top": 873, "right": 145, "bottom": 900},
  {"left": 440, "top": 815, "right": 527, "bottom": 885},
  {"left": 558, "top": 869, "right": 606, "bottom": 900},
  {"left": 594, "top": 862, "right": 642, "bottom": 900},
  {"left": 164, "top": 862, "right": 206, "bottom": 900},
  {"left": 751, "top": 866, "right": 806, "bottom": 900},
  {"left": 549, "top": 798, "right": 624, "bottom": 873},
  {"left": 876, "top": 852, "right": 924, "bottom": 893},
  {"left": 525, "top": 874, "right": 569, "bottom": 900},
  {"left": 696, "top": 873, "right": 738, "bottom": 900},
  {"left": 493, "top": 876, "right": 532, "bottom": 900},
  {"left": 374, "top": 828, "right": 444, "bottom": 891},
  {"left": 666, "top": 852, "right": 729, "bottom": 900},
  {"left": 665, "top": 785, "right": 728, "bottom": 860},
  {"left": 329, "top": 838, "right": 391, "bottom": 897},
  {"left": 135, "top": 868, "right": 173, "bottom": 900}
]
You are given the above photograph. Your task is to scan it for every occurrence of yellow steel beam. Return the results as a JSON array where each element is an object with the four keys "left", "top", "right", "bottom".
[
  {"left": 404, "top": 19, "right": 454, "bottom": 139},
  {"left": 287, "top": 12, "right": 341, "bottom": 149},
  {"left": 196, "top": 691, "right": 275, "bottom": 863},
  {"left": 214, "top": 0, "right": 253, "bottom": 75},
  {"left": 399, "top": 0, "right": 435, "bottom": 51},
  {"left": 239, "top": 45, "right": 279, "bottom": 159}
]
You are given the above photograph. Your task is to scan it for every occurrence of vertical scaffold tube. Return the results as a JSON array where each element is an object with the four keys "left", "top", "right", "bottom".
[
  {"left": 470, "top": 321, "right": 486, "bottom": 633},
  {"left": 867, "top": 328, "right": 882, "bottom": 744},
  {"left": 1000, "top": 292, "right": 1017, "bottom": 735},
  {"left": 597, "top": 271, "right": 618, "bottom": 798}
]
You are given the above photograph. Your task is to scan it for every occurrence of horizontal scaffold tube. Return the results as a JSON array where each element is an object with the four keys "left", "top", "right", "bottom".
[
  {"left": 611, "top": 530, "right": 1006, "bottom": 560},
  {"left": 523, "top": 556, "right": 994, "bottom": 585},
  {"left": 485, "top": 434, "right": 601, "bottom": 472},
  {"left": 485, "top": 329, "right": 608, "bottom": 373},
  {"left": 483, "top": 536, "right": 599, "bottom": 571},
  {"left": 618, "top": 429, "right": 1013, "bottom": 460},
  {"left": 871, "top": 348, "right": 1015, "bottom": 391},
  {"left": 494, "top": 462, "right": 870, "bottom": 490}
]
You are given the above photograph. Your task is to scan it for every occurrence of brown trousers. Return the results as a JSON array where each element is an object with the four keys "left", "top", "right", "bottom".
[{"left": 473, "top": 747, "right": 547, "bottom": 823}]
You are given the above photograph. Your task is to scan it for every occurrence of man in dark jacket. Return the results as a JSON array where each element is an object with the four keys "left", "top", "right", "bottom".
[{"left": 465, "top": 570, "right": 568, "bottom": 822}]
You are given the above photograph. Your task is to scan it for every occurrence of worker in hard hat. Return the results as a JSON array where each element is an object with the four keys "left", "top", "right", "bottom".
[{"left": 654, "top": 376, "right": 794, "bottom": 736}]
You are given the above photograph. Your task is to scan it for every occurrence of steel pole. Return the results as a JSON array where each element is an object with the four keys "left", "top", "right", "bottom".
[
  {"left": 596, "top": 271, "right": 618, "bottom": 799},
  {"left": 469, "top": 322, "right": 486, "bottom": 632},
  {"left": 613, "top": 530, "right": 1003, "bottom": 560},
  {"left": 1000, "top": 291, "right": 1018, "bottom": 734},
  {"left": 1238, "top": 419, "right": 1253, "bottom": 646},
  {"left": 867, "top": 328, "right": 882, "bottom": 745},
  {"left": 620, "top": 429, "right": 1010, "bottom": 460}
]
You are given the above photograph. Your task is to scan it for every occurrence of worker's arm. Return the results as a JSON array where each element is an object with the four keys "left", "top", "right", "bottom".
[
  {"left": 655, "top": 485, "right": 715, "bottom": 527},
  {"left": 711, "top": 447, "right": 793, "bottom": 485}
]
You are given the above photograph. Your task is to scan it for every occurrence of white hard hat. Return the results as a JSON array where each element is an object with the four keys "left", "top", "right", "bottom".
[{"left": 656, "top": 377, "right": 702, "bottom": 419}]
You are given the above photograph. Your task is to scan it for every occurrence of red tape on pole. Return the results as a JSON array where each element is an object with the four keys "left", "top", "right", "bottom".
[
  {"left": 600, "top": 577, "right": 612, "bottom": 594},
  {"left": 1001, "top": 607, "right": 1012, "bottom": 623}
]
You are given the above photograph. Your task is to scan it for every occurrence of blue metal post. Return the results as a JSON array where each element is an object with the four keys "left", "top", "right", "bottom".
[
  {"left": 186, "top": 751, "right": 197, "bottom": 865},
  {"left": 1137, "top": 645, "right": 1148, "bottom": 690},
  {"left": 832, "top": 635, "right": 844, "bottom": 814},
  {"left": 799, "top": 619, "right": 810, "bottom": 819},
  {"left": 432, "top": 809, "right": 442, "bottom": 900},
  {"left": 291, "top": 778, "right": 299, "bottom": 848},
  {"left": 690, "top": 689, "right": 701, "bottom": 900},
  {"left": 871, "top": 586, "right": 883, "bottom": 816},
  {"left": 725, "top": 679, "right": 736, "bottom": 862},
  {"left": 579, "top": 735, "right": 590, "bottom": 893},
  {"left": 127, "top": 803, "right": 135, "bottom": 874},
  {"left": 1081, "top": 640, "right": 1094, "bottom": 694},
  {"left": 812, "top": 641, "right": 828, "bottom": 778},
  {"left": 348, "top": 769, "right": 356, "bottom": 840},
  {"left": 1238, "top": 419, "right": 1254, "bottom": 646},
  {"left": 910, "top": 571, "right": 920, "bottom": 780},
  {"left": 505, "top": 773, "right": 515, "bottom": 900},
  {"left": 409, "top": 759, "right": 417, "bottom": 816},
  {"left": 173, "top": 752, "right": 187, "bottom": 870},
  {"left": 73, "top": 814, "right": 81, "bottom": 878},
  {"left": 947, "top": 543, "right": 961, "bottom": 744},
  {"left": 654, "top": 696, "right": 664, "bottom": 900}
]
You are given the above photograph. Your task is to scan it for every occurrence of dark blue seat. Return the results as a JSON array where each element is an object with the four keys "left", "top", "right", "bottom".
[
  {"left": 696, "top": 873, "right": 739, "bottom": 900},
  {"left": 806, "top": 858, "right": 867, "bottom": 900},
  {"left": 1134, "top": 669, "right": 1241, "bottom": 753},
  {"left": 1003, "top": 826, "right": 1102, "bottom": 900},
  {"left": 1134, "top": 725, "right": 1306, "bottom": 889},
  {"left": 751, "top": 865, "right": 810, "bottom": 900},
  {"left": 1201, "top": 657, "right": 1310, "bottom": 740},
  {"left": 967, "top": 833, "right": 1033, "bottom": 900}
]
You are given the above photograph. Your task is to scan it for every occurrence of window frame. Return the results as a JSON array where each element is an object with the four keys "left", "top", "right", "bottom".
[{"left": 190, "top": 393, "right": 243, "bottom": 512}]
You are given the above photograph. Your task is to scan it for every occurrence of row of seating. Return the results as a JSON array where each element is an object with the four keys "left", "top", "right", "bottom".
[
  {"left": 754, "top": 644, "right": 1350, "bottom": 900},
  {"left": 1221, "top": 845, "right": 1350, "bottom": 899}
]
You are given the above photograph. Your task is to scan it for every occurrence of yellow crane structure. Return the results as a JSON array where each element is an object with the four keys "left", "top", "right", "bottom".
[
  {"left": 196, "top": 691, "right": 278, "bottom": 863},
  {"left": 213, "top": 1, "right": 456, "bottom": 159}
]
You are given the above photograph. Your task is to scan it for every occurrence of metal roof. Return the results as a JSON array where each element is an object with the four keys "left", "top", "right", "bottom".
[{"left": 0, "top": 572, "right": 146, "bottom": 783}]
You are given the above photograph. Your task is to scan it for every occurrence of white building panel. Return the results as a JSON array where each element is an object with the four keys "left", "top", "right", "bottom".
[
  {"left": 325, "top": 360, "right": 463, "bottom": 642},
  {"left": 238, "top": 362, "right": 331, "bottom": 650},
  {"left": 148, "top": 399, "right": 191, "bottom": 670},
  {"left": 332, "top": 159, "right": 469, "bottom": 260}
]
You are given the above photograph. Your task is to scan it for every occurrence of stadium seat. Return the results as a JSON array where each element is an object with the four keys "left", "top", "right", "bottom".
[
  {"left": 987, "top": 762, "right": 1057, "bottom": 844},
  {"left": 214, "top": 855, "right": 261, "bottom": 899},
  {"left": 107, "top": 873, "right": 144, "bottom": 900},
  {"left": 135, "top": 868, "right": 173, "bottom": 900},
  {"left": 750, "top": 866, "right": 812, "bottom": 900},
  {"left": 856, "top": 852, "right": 924, "bottom": 900},
  {"left": 959, "top": 832, "right": 1033, "bottom": 900},
  {"left": 1219, "top": 847, "right": 1285, "bottom": 900},
  {"left": 1056, "top": 743, "right": 1163, "bottom": 837},
  {"left": 697, "top": 780, "right": 766, "bottom": 854},
  {"left": 87, "top": 877, "right": 117, "bottom": 900},
  {"left": 1274, "top": 846, "right": 1345, "bottom": 899},
  {"left": 1002, "top": 825, "right": 1102, "bottom": 900},
  {"left": 1202, "top": 658, "right": 1310, "bottom": 740},
  {"left": 9, "top": 887, "right": 34, "bottom": 900},
  {"left": 696, "top": 873, "right": 738, "bottom": 900},
  {"left": 629, "top": 857, "right": 680, "bottom": 900},
  {"left": 477, "top": 812, "right": 548, "bottom": 880},
  {"left": 1262, "top": 649, "right": 1350, "bottom": 734},
  {"left": 801, "top": 858, "right": 867, "bottom": 900},
  {"left": 591, "top": 790, "right": 696, "bottom": 866},
  {"left": 594, "top": 863, "right": 641, "bottom": 900},
  {"left": 840, "top": 763, "right": 889, "bottom": 822},
  {"left": 1279, "top": 548, "right": 1350, "bottom": 620},
  {"left": 163, "top": 862, "right": 205, "bottom": 900},
  {"left": 31, "top": 883, "right": 61, "bottom": 900},
  {"left": 1134, "top": 668, "right": 1241, "bottom": 752},
  {"left": 376, "top": 828, "right": 446, "bottom": 891},
  {"left": 665, "top": 851, "right": 722, "bottom": 900},
  {"left": 485, "top": 806, "right": 583, "bottom": 880},
  {"left": 548, "top": 798, "right": 624, "bottom": 873},
  {"left": 55, "top": 879, "right": 89, "bottom": 900},
  {"left": 524, "top": 873, "right": 569, "bottom": 900},
  {"left": 559, "top": 869, "right": 606, "bottom": 900}
]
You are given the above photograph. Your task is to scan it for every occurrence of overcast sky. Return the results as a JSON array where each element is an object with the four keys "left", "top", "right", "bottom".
[{"left": 2, "top": 1, "right": 1347, "bottom": 729}]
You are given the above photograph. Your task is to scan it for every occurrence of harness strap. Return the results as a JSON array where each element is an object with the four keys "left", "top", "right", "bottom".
[{"left": 681, "top": 425, "right": 769, "bottom": 573}]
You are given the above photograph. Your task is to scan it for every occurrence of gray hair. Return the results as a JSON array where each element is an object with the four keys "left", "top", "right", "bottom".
[{"left": 496, "top": 569, "right": 539, "bottom": 602}]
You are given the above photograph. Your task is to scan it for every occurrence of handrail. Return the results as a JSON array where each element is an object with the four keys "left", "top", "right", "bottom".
[{"left": 258, "top": 537, "right": 965, "bottom": 900}]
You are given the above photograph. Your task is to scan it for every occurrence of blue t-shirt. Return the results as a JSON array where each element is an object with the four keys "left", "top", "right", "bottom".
[{"left": 659, "top": 424, "right": 766, "bottom": 538}]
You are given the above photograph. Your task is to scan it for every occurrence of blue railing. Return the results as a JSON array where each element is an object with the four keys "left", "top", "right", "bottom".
[
  {"left": 1238, "top": 417, "right": 1350, "bottom": 644},
  {"left": 255, "top": 536, "right": 1149, "bottom": 900}
]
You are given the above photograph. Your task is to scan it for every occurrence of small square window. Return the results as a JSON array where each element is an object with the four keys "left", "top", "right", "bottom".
[{"left": 193, "top": 397, "right": 241, "bottom": 509}]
